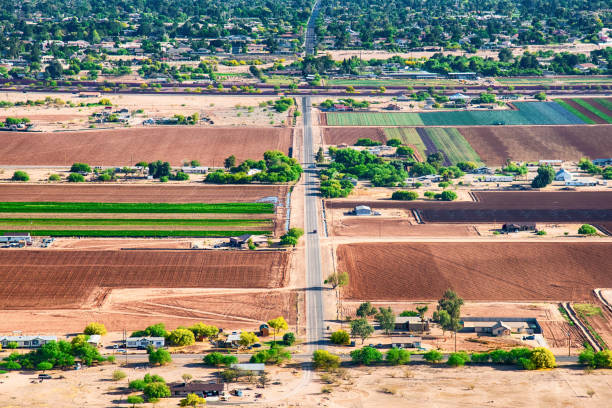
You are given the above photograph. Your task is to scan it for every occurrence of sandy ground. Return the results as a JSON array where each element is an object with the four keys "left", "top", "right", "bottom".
[{"left": 0, "top": 92, "right": 290, "bottom": 129}]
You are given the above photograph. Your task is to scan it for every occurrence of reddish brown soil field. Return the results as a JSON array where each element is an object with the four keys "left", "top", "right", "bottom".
[
  {"left": 561, "top": 100, "right": 607, "bottom": 124},
  {"left": 326, "top": 191, "right": 612, "bottom": 223},
  {"left": 322, "top": 127, "right": 386, "bottom": 145},
  {"left": 338, "top": 242, "right": 612, "bottom": 302},
  {"left": 459, "top": 125, "right": 612, "bottom": 166},
  {"left": 0, "top": 250, "right": 290, "bottom": 309},
  {"left": 0, "top": 184, "right": 288, "bottom": 204},
  {"left": 331, "top": 217, "right": 477, "bottom": 237},
  {"left": 0, "top": 290, "right": 298, "bottom": 333},
  {"left": 0, "top": 127, "right": 293, "bottom": 166}
]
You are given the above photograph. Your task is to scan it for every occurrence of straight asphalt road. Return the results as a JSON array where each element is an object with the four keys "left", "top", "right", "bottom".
[
  {"left": 303, "top": 96, "right": 326, "bottom": 352},
  {"left": 304, "top": 1, "right": 320, "bottom": 55}
]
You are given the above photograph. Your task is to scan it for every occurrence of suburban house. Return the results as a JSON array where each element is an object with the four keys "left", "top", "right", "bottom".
[
  {"left": 461, "top": 317, "right": 541, "bottom": 337},
  {"left": 394, "top": 316, "right": 429, "bottom": 332},
  {"left": 391, "top": 337, "right": 422, "bottom": 348},
  {"left": 555, "top": 168, "right": 574, "bottom": 182},
  {"left": 0, "top": 335, "right": 57, "bottom": 348},
  {"left": 501, "top": 223, "right": 536, "bottom": 233},
  {"left": 169, "top": 381, "right": 224, "bottom": 398},
  {"left": 230, "top": 363, "right": 265, "bottom": 373},
  {"left": 126, "top": 337, "right": 165, "bottom": 348}
]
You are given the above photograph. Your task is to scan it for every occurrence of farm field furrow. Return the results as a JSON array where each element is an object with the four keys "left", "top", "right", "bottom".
[
  {"left": 458, "top": 125, "right": 612, "bottom": 166},
  {"left": 0, "top": 202, "right": 273, "bottom": 214},
  {"left": 0, "top": 184, "right": 289, "bottom": 205},
  {"left": 0, "top": 250, "right": 290, "bottom": 309},
  {"left": 0, "top": 218, "right": 271, "bottom": 226},
  {"left": 322, "top": 127, "right": 387, "bottom": 145},
  {"left": 383, "top": 128, "right": 427, "bottom": 160},
  {"left": 588, "top": 99, "right": 612, "bottom": 119},
  {"left": 338, "top": 242, "right": 612, "bottom": 302},
  {"left": 0, "top": 229, "right": 271, "bottom": 237},
  {"left": 561, "top": 99, "right": 607, "bottom": 124},
  {"left": 425, "top": 128, "right": 483, "bottom": 165},
  {"left": 571, "top": 99, "right": 612, "bottom": 123},
  {"left": 0, "top": 127, "right": 294, "bottom": 166}
]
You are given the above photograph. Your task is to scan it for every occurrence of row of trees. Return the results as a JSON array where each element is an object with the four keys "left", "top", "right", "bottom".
[{"left": 206, "top": 151, "right": 302, "bottom": 184}]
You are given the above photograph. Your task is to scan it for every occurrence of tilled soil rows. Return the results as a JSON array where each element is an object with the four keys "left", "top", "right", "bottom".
[
  {"left": 0, "top": 250, "right": 290, "bottom": 309},
  {"left": 0, "top": 127, "right": 293, "bottom": 166},
  {"left": 338, "top": 242, "right": 612, "bottom": 302},
  {"left": 322, "top": 127, "right": 387, "bottom": 145}
]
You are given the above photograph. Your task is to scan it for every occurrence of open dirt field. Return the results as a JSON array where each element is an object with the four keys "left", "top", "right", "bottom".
[
  {"left": 0, "top": 289, "right": 298, "bottom": 334},
  {"left": 0, "top": 249, "right": 290, "bottom": 309},
  {"left": 0, "top": 184, "right": 288, "bottom": 204},
  {"left": 338, "top": 242, "right": 612, "bottom": 302},
  {"left": 0, "top": 126, "right": 293, "bottom": 166},
  {"left": 322, "top": 127, "right": 387, "bottom": 145},
  {"left": 458, "top": 125, "right": 612, "bottom": 166},
  {"left": 326, "top": 191, "right": 612, "bottom": 223}
]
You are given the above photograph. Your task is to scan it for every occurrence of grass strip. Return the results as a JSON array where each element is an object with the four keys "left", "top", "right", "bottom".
[
  {"left": 575, "top": 308, "right": 609, "bottom": 350},
  {"left": 0, "top": 202, "right": 274, "bottom": 214},
  {"left": 2, "top": 230, "right": 271, "bottom": 238},
  {"left": 0, "top": 218, "right": 272, "bottom": 227},
  {"left": 558, "top": 306, "right": 574, "bottom": 326},
  {"left": 572, "top": 99, "right": 612, "bottom": 123},
  {"left": 554, "top": 100, "right": 596, "bottom": 124}
]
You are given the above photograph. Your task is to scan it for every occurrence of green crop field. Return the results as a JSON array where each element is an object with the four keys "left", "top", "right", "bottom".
[
  {"left": 554, "top": 100, "right": 595, "bottom": 124},
  {"left": 425, "top": 128, "right": 483, "bottom": 165},
  {"left": 326, "top": 112, "right": 424, "bottom": 126},
  {"left": 0, "top": 218, "right": 272, "bottom": 227},
  {"left": 383, "top": 128, "right": 427, "bottom": 159},
  {"left": 572, "top": 99, "right": 612, "bottom": 123},
  {"left": 0, "top": 202, "right": 274, "bottom": 214},
  {"left": 0, "top": 230, "right": 271, "bottom": 238},
  {"left": 596, "top": 99, "right": 612, "bottom": 111}
]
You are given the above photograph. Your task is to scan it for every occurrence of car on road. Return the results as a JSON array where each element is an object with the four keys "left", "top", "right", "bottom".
[{"left": 38, "top": 374, "right": 52, "bottom": 379}]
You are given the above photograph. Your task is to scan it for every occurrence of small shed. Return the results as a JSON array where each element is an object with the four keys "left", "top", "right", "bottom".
[
  {"left": 259, "top": 324, "right": 270, "bottom": 337},
  {"left": 354, "top": 205, "right": 372, "bottom": 216},
  {"left": 394, "top": 316, "right": 429, "bottom": 332}
]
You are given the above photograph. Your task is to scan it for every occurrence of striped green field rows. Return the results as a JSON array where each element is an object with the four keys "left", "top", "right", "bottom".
[
  {"left": 572, "top": 99, "right": 612, "bottom": 123},
  {"left": 326, "top": 112, "right": 424, "bottom": 126},
  {"left": 596, "top": 99, "right": 612, "bottom": 111},
  {"left": 383, "top": 128, "right": 427, "bottom": 159},
  {"left": 0, "top": 202, "right": 274, "bottom": 214},
  {"left": 425, "top": 128, "right": 483, "bottom": 165},
  {"left": 0, "top": 230, "right": 271, "bottom": 238},
  {"left": 554, "top": 100, "right": 596, "bottom": 124},
  {"left": 0, "top": 218, "right": 272, "bottom": 227}
]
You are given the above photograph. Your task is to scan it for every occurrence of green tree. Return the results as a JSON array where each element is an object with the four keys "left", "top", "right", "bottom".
[
  {"left": 578, "top": 224, "right": 597, "bottom": 235},
  {"left": 70, "top": 163, "right": 92, "bottom": 173},
  {"left": 224, "top": 155, "right": 236, "bottom": 169},
  {"left": 315, "top": 147, "right": 324, "bottom": 163},
  {"left": 67, "top": 173, "right": 85, "bottom": 182},
  {"left": 238, "top": 332, "right": 259, "bottom": 348},
  {"left": 267, "top": 316, "right": 289, "bottom": 343},
  {"left": 127, "top": 395, "right": 144, "bottom": 407},
  {"left": 578, "top": 349, "right": 595, "bottom": 367},
  {"left": 11, "top": 171, "right": 29, "bottom": 181},
  {"left": 534, "top": 92, "right": 547, "bottom": 101},
  {"left": 167, "top": 328, "right": 195, "bottom": 347},
  {"left": 48, "top": 174, "right": 61, "bottom": 181},
  {"left": 179, "top": 393, "right": 206, "bottom": 407},
  {"left": 593, "top": 350, "right": 612, "bottom": 368},
  {"left": 325, "top": 272, "right": 349, "bottom": 289},
  {"left": 386, "top": 138, "right": 402, "bottom": 147},
  {"left": 132, "top": 323, "right": 168, "bottom": 338},
  {"left": 356, "top": 302, "right": 377, "bottom": 318},
  {"left": 330, "top": 330, "right": 350, "bottom": 345},
  {"left": 527, "top": 347, "right": 556, "bottom": 369},
  {"left": 423, "top": 350, "right": 444, "bottom": 363},
  {"left": 188, "top": 323, "right": 219, "bottom": 341},
  {"left": 386, "top": 348, "right": 410, "bottom": 365},
  {"left": 203, "top": 352, "right": 237, "bottom": 367},
  {"left": 447, "top": 352, "right": 468, "bottom": 367},
  {"left": 282, "top": 332, "right": 296, "bottom": 346},
  {"left": 84, "top": 322, "right": 107, "bottom": 336},
  {"left": 416, "top": 306, "right": 428, "bottom": 320},
  {"left": 439, "top": 190, "right": 457, "bottom": 201},
  {"left": 37, "top": 361, "right": 53, "bottom": 372},
  {"left": 531, "top": 165, "right": 554, "bottom": 188},
  {"left": 391, "top": 190, "right": 418, "bottom": 200},
  {"left": 143, "top": 382, "right": 171, "bottom": 399},
  {"left": 250, "top": 344, "right": 291, "bottom": 365},
  {"left": 375, "top": 307, "right": 396, "bottom": 335},
  {"left": 312, "top": 350, "right": 341, "bottom": 371},
  {"left": 350, "top": 346, "right": 383, "bottom": 365},
  {"left": 280, "top": 234, "right": 298, "bottom": 246},
  {"left": 350, "top": 318, "right": 374, "bottom": 344},
  {"left": 148, "top": 348, "right": 172, "bottom": 366}
]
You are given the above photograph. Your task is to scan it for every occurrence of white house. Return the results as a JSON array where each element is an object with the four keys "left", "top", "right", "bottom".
[
  {"left": 555, "top": 168, "right": 574, "bottom": 182},
  {"left": 230, "top": 363, "right": 265, "bottom": 373},
  {"left": 0, "top": 335, "right": 57, "bottom": 348},
  {"left": 126, "top": 337, "right": 165, "bottom": 348},
  {"left": 87, "top": 335, "right": 101, "bottom": 347}
]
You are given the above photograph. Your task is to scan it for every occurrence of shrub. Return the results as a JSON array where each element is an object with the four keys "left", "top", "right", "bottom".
[
  {"left": 126, "top": 395, "right": 144, "bottom": 405},
  {"left": 70, "top": 163, "right": 91, "bottom": 173},
  {"left": 593, "top": 350, "right": 612, "bottom": 369},
  {"left": 579, "top": 349, "right": 595, "bottom": 367},
  {"left": 149, "top": 348, "right": 172, "bottom": 366},
  {"left": 330, "top": 330, "right": 350, "bottom": 345},
  {"left": 578, "top": 224, "right": 597, "bottom": 236},
  {"left": 283, "top": 332, "right": 296, "bottom": 346},
  {"left": 350, "top": 347, "right": 383, "bottom": 366},
  {"left": 167, "top": 328, "right": 195, "bottom": 347},
  {"left": 447, "top": 352, "right": 470, "bottom": 367},
  {"left": 203, "top": 352, "right": 237, "bottom": 367},
  {"left": 313, "top": 350, "right": 341, "bottom": 371},
  {"left": 36, "top": 361, "right": 53, "bottom": 371},
  {"left": 11, "top": 171, "right": 29, "bottom": 181},
  {"left": 144, "top": 374, "right": 165, "bottom": 384},
  {"left": 527, "top": 347, "right": 556, "bottom": 369},
  {"left": 386, "top": 348, "right": 410, "bottom": 365},
  {"left": 160, "top": 176, "right": 169, "bottom": 183},
  {"left": 439, "top": 190, "right": 457, "bottom": 201},
  {"left": 143, "top": 382, "right": 171, "bottom": 399},
  {"left": 396, "top": 146, "right": 414, "bottom": 156},
  {"left": 112, "top": 370, "right": 127, "bottom": 381},
  {"left": 355, "top": 138, "right": 382, "bottom": 146},
  {"left": 391, "top": 190, "right": 418, "bottom": 201},
  {"left": 48, "top": 174, "right": 61, "bottom": 181},
  {"left": 84, "top": 322, "right": 107, "bottom": 336},
  {"left": 67, "top": 173, "right": 85, "bottom": 182},
  {"left": 489, "top": 349, "right": 510, "bottom": 364},
  {"left": 129, "top": 379, "right": 147, "bottom": 390},
  {"left": 171, "top": 171, "right": 189, "bottom": 181},
  {"left": 180, "top": 393, "right": 206, "bottom": 406},
  {"left": 386, "top": 138, "right": 402, "bottom": 147},
  {"left": 423, "top": 350, "right": 443, "bottom": 363},
  {"left": 470, "top": 352, "right": 490, "bottom": 363}
]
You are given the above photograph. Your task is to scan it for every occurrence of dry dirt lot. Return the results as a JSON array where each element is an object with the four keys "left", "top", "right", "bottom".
[
  {"left": 337, "top": 242, "right": 612, "bottom": 302},
  {"left": 0, "top": 126, "right": 293, "bottom": 166}
]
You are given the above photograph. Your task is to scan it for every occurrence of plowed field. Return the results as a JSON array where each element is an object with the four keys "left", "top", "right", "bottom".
[
  {"left": 0, "top": 250, "right": 290, "bottom": 309},
  {"left": 458, "top": 125, "right": 612, "bottom": 166},
  {"left": 0, "top": 184, "right": 288, "bottom": 205},
  {"left": 322, "top": 127, "right": 386, "bottom": 145},
  {"left": 338, "top": 242, "right": 612, "bottom": 301},
  {"left": 0, "top": 127, "right": 293, "bottom": 166},
  {"left": 326, "top": 191, "right": 612, "bottom": 223}
]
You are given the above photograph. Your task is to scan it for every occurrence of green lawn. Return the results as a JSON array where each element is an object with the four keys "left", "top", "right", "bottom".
[
  {"left": 383, "top": 128, "right": 427, "bottom": 159},
  {"left": 572, "top": 99, "right": 612, "bottom": 123},
  {"left": 0, "top": 218, "right": 272, "bottom": 227},
  {"left": 1, "top": 230, "right": 271, "bottom": 238},
  {"left": 425, "top": 128, "right": 483, "bottom": 165},
  {"left": 0, "top": 202, "right": 274, "bottom": 214},
  {"left": 554, "top": 100, "right": 596, "bottom": 124}
]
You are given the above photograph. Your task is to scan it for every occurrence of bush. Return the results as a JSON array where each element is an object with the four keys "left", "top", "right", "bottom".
[
  {"left": 391, "top": 190, "right": 418, "bottom": 201},
  {"left": 593, "top": 350, "right": 612, "bottom": 369},
  {"left": 171, "top": 171, "right": 189, "bottom": 181},
  {"left": 84, "top": 322, "right": 107, "bottom": 335},
  {"left": 313, "top": 350, "right": 341, "bottom": 371},
  {"left": 439, "top": 190, "right": 457, "bottom": 201},
  {"left": 203, "top": 352, "right": 237, "bottom": 367},
  {"left": 527, "top": 347, "right": 556, "bottom": 369},
  {"left": 578, "top": 224, "right": 597, "bottom": 235},
  {"left": 11, "top": 171, "right": 29, "bottom": 181},
  {"left": 129, "top": 379, "right": 147, "bottom": 390},
  {"left": 112, "top": 370, "right": 127, "bottom": 381},
  {"left": 48, "top": 174, "right": 61, "bottom": 181},
  {"left": 149, "top": 348, "right": 172, "bottom": 366},
  {"left": 36, "top": 361, "right": 53, "bottom": 371},
  {"left": 355, "top": 138, "right": 382, "bottom": 146},
  {"left": 579, "top": 349, "right": 595, "bottom": 367},
  {"left": 67, "top": 173, "right": 85, "bottom": 182},
  {"left": 160, "top": 176, "right": 169, "bottom": 183},
  {"left": 396, "top": 146, "right": 414, "bottom": 156},
  {"left": 126, "top": 395, "right": 144, "bottom": 405},
  {"left": 447, "top": 352, "right": 469, "bottom": 367},
  {"left": 180, "top": 393, "right": 206, "bottom": 406},
  {"left": 143, "top": 382, "right": 171, "bottom": 399},
  {"left": 144, "top": 373, "right": 165, "bottom": 384},
  {"left": 167, "top": 328, "right": 195, "bottom": 347},
  {"left": 70, "top": 163, "right": 91, "bottom": 173},
  {"left": 132, "top": 323, "right": 168, "bottom": 338},
  {"left": 423, "top": 350, "right": 443, "bottom": 363},
  {"left": 250, "top": 345, "right": 291, "bottom": 365},
  {"left": 330, "top": 330, "right": 350, "bottom": 345},
  {"left": 283, "top": 332, "right": 296, "bottom": 346},
  {"left": 386, "top": 138, "right": 402, "bottom": 147},
  {"left": 350, "top": 347, "right": 383, "bottom": 366},
  {"left": 386, "top": 348, "right": 410, "bottom": 365},
  {"left": 470, "top": 352, "right": 490, "bottom": 363}
]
